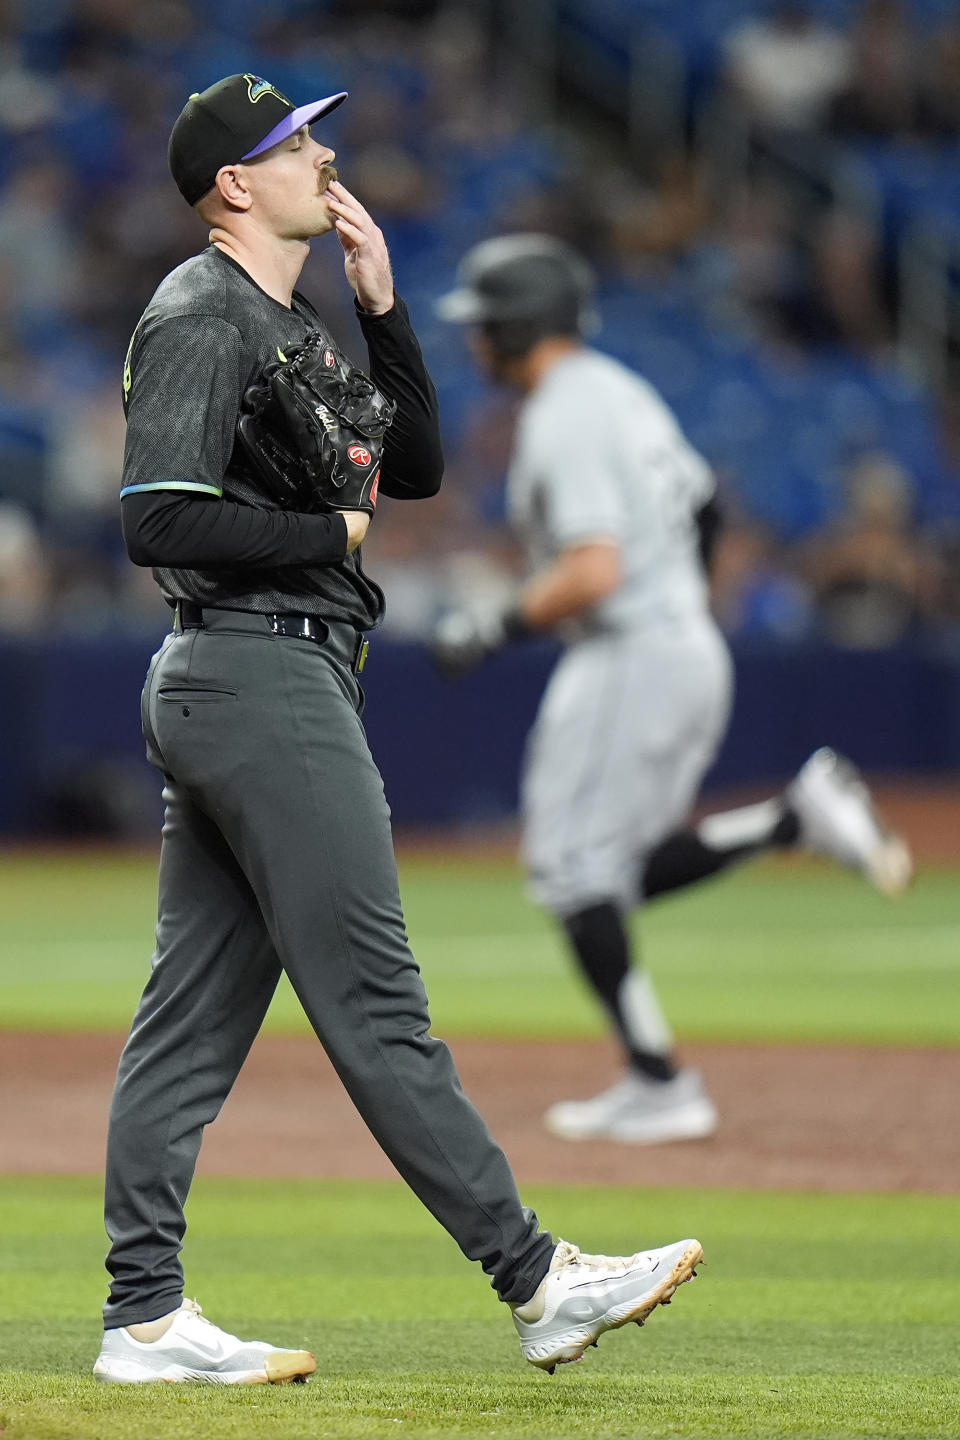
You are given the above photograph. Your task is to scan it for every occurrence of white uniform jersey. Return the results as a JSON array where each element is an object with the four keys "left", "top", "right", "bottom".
[
  {"left": 507, "top": 347, "right": 714, "bottom": 639},
  {"left": 510, "top": 345, "right": 733, "bottom": 915}
]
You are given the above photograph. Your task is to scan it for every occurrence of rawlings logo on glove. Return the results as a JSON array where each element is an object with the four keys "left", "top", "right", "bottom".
[{"left": 235, "top": 328, "right": 396, "bottom": 516}]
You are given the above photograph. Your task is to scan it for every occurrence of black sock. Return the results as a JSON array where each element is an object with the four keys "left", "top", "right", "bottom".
[
  {"left": 562, "top": 901, "right": 676, "bottom": 1081},
  {"left": 643, "top": 802, "right": 800, "bottom": 901}
]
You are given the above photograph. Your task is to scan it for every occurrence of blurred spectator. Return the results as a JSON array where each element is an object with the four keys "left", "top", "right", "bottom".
[
  {"left": 796, "top": 450, "right": 941, "bottom": 648},
  {"left": 0, "top": 322, "right": 51, "bottom": 517},
  {"left": 722, "top": 4, "right": 851, "bottom": 135},
  {"left": 0, "top": 156, "right": 79, "bottom": 341},
  {"left": 692, "top": 179, "right": 800, "bottom": 342},
  {"left": 46, "top": 382, "right": 125, "bottom": 516},
  {"left": 0, "top": 503, "right": 51, "bottom": 631},
  {"left": 420, "top": 6, "right": 495, "bottom": 144},
  {"left": 802, "top": 207, "right": 891, "bottom": 355},
  {"left": 697, "top": 192, "right": 890, "bottom": 358},
  {"left": 710, "top": 514, "right": 814, "bottom": 641},
  {"left": 0, "top": 38, "right": 60, "bottom": 133},
  {"left": 51, "top": 41, "right": 128, "bottom": 186},
  {"left": 605, "top": 152, "right": 712, "bottom": 273},
  {"left": 828, "top": 0, "right": 921, "bottom": 139},
  {"left": 917, "top": 16, "right": 960, "bottom": 139}
]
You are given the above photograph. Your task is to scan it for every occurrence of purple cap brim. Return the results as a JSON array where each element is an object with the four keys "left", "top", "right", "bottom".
[{"left": 242, "top": 92, "right": 348, "bottom": 160}]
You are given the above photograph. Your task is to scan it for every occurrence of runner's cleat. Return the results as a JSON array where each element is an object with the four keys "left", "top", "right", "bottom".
[
  {"left": 787, "top": 748, "right": 913, "bottom": 896},
  {"left": 544, "top": 1068, "right": 717, "bottom": 1144}
]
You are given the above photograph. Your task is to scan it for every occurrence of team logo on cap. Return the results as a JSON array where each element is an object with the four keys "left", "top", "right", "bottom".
[
  {"left": 244, "top": 74, "right": 290, "bottom": 105},
  {"left": 348, "top": 444, "right": 372, "bottom": 467}
]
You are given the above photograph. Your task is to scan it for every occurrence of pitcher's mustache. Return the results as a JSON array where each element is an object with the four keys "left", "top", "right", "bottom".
[{"left": 318, "top": 165, "right": 338, "bottom": 192}]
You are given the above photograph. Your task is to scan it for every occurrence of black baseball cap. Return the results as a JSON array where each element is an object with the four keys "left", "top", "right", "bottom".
[{"left": 168, "top": 73, "right": 348, "bottom": 205}]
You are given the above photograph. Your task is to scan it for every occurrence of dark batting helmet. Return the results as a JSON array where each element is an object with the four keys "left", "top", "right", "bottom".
[{"left": 435, "top": 234, "right": 597, "bottom": 358}]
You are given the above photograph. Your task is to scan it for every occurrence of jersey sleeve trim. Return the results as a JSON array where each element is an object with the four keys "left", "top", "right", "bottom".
[{"left": 120, "top": 480, "right": 223, "bottom": 499}]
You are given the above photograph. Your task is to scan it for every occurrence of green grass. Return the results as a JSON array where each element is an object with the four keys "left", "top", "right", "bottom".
[
  {"left": 0, "top": 850, "right": 958, "bottom": 1045},
  {"left": 1, "top": 1176, "right": 958, "bottom": 1439}
]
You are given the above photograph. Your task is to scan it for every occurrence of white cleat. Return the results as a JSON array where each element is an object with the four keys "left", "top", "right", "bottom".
[
  {"left": 512, "top": 1237, "right": 704, "bottom": 1372},
  {"left": 544, "top": 1068, "right": 717, "bottom": 1144},
  {"left": 93, "top": 1298, "right": 317, "bottom": 1385},
  {"left": 787, "top": 747, "right": 913, "bottom": 896}
]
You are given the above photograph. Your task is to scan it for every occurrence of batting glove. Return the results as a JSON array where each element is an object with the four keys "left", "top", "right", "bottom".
[{"left": 428, "top": 606, "right": 529, "bottom": 679}]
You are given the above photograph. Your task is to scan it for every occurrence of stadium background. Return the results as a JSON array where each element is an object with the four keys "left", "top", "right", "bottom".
[
  {"left": 0, "top": 0, "right": 959, "bottom": 829},
  {"left": 1, "top": 2, "right": 958, "bottom": 1437}
]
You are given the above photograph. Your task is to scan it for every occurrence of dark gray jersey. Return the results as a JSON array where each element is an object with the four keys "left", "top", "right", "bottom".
[{"left": 121, "top": 246, "right": 384, "bottom": 626}]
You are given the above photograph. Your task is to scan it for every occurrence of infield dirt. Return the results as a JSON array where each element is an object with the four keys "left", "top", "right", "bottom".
[
  {"left": 5, "top": 781, "right": 958, "bottom": 1198},
  {"left": 5, "top": 1029, "right": 958, "bottom": 1194}
]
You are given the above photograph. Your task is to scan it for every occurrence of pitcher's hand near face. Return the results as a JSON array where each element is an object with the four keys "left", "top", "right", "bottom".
[{"left": 326, "top": 179, "right": 394, "bottom": 314}]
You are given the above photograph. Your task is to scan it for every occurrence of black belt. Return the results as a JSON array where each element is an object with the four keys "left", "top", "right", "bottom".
[{"left": 174, "top": 601, "right": 369, "bottom": 674}]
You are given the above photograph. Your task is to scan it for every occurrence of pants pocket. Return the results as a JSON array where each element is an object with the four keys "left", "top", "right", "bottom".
[{"left": 158, "top": 687, "right": 239, "bottom": 703}]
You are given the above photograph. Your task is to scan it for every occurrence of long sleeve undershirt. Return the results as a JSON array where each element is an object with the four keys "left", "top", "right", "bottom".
[
  {"left": 122, "top": 491, "right": 349, "bottom": 568},
  {"left": 121, "top": 292, "right": 442, "bottom": 570}
]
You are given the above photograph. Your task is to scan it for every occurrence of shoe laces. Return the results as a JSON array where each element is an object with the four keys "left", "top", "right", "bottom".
[
  {"left": 550, "top": 1239, "right": 648, "bottom": 1276},
  {"left": 180, "top": 1297, "right": 210, "bottom": 1325}
]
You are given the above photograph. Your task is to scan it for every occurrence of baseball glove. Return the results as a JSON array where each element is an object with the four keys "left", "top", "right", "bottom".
[{"left": 235, "top": 329, "right": 396, "bottom": 515}]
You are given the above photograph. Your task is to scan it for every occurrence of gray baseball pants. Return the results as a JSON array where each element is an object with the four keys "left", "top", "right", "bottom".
[
  {"left": 103, "top": 607, "right": 553, "bottom": 1327},
  {"left": 522, "top": 615, "right": 734, "bottom": 916}
]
